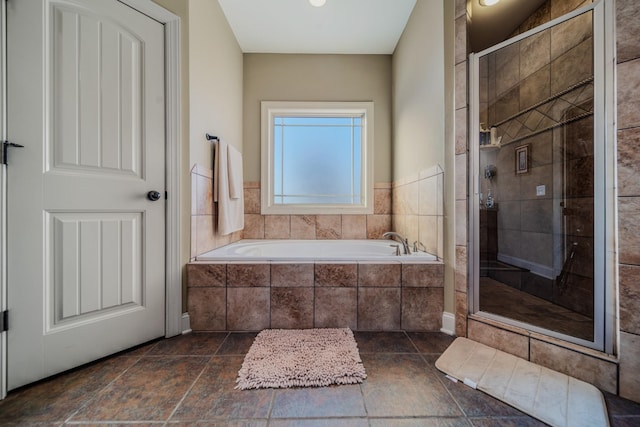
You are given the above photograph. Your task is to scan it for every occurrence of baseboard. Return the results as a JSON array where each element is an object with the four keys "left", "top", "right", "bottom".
[
  {"left": 440, "top": 311, "right": 455, "bottom": 336},
  {"left": 181, "top": 312, "right": 192, "bottom": 334}
]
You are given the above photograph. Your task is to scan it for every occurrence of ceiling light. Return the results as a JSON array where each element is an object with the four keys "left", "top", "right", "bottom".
[
  {"left": 309, "top": 0, "right": 326, "bottom": 7},
  {"left": 479, "top": 0, "right": 500, "bottom": 6}
]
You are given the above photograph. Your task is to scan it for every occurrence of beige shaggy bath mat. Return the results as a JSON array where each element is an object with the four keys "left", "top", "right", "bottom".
[
  {"left": 236, "top": 328, "right": 367, "bottom": 390},
  {"left": 435, "top": 338, "right": 609, "bottom": 427}
]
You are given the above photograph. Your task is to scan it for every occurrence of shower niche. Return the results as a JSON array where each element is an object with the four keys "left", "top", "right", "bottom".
[{"left": 469, "top": 0, "right": 612, "bottom": 351}]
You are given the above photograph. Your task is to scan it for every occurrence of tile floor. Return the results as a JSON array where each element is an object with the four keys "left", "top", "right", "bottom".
[{"left": 0, "top": 331, "right": 638, "bottom": 426}]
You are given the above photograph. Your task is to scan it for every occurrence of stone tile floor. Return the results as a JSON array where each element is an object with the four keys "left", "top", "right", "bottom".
[{"left": 0, "top": 331, "right": 638, "bottom": 426}]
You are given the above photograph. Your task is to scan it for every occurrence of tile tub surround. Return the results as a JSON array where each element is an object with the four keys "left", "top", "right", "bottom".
[
  {"left": 392, "top": 167, "right": 445, "bottom": 259},
  {"left": 187, "top": 261, "right": 444, "bottom": 332},
  {"left": 191, "top": 164, "right": 243, "bottom": 259},
  {"left": 243, "top": 181, "right": 392, "bottom": 241}
]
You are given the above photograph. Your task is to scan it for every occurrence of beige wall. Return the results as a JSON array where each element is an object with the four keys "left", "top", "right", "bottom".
[
  {"left": 242, "top": 54, "right": 392, "bottom": 183},
  {"left": 189, "top": 0, "right": 243, "bottom": 160},
  {"left": 392, "top": 0, "right": 446, "bottom": 181},
  {"left": 188, "top": 0, "right": 244, "bottom": 262}
]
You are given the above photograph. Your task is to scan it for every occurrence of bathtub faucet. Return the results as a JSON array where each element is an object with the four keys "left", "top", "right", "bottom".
[{"left": 383, "top": 232, "right": 411, "bottom": 255}]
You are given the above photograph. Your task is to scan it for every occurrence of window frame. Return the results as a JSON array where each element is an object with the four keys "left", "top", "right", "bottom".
[{"left": 260, "top": 101, "right": 374, "bottom": 215}]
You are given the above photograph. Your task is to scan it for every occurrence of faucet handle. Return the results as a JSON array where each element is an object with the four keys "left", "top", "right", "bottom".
[
  {"left": 390, "top": 244, "right": 400, "bottom": 256},
  {"left": 413, "top": 241, "right": 427, "bottom": 252}
]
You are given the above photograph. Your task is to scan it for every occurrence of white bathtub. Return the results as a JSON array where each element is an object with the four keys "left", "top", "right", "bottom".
[{"left": 196, "top": 239, "right": 438, "bottom": 262}]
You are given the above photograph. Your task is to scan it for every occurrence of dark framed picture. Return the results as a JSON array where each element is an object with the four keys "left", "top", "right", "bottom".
[{"left": 515, "top": 144, "right": 529, "bottom": 174}]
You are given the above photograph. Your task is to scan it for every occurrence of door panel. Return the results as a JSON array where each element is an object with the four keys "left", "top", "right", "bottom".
[
  {"left": 52, "top": 4, "right": 143, "bottom": 176},
  {"left": 7, "top": 0, "right": 165, "bottom": 390},
  {"left": 50, "top": 212, "right": 143, "bottom": 327}
]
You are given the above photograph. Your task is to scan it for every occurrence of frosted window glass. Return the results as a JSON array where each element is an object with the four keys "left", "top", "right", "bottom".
[{"left": 273, "top": 116, "right": 362, "bottom": 205}]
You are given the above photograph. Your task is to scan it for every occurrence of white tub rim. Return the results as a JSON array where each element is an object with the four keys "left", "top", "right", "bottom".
[{"left": 195, "top": 239, "right": 439, "bottom": 263}]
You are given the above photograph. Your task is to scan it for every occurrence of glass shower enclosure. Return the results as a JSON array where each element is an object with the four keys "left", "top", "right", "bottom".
[{"left": 469, "top": 0, "right": 614, "bottom": 352}]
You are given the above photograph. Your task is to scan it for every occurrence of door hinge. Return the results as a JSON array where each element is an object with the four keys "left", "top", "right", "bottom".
[
  {"left": 1, "top": 141, "right": 25, "bottom": 165},
  {"left": 0, "top": 310, "right": 7, "bottom": 332}
]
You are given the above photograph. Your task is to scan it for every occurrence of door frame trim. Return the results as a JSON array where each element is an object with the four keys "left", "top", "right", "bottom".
[
  {"left": 0, "top": 0, "right": 181, "bottom": 399},
  {"left": 0, "top": 0, "right": 8, "bottom": 402}
]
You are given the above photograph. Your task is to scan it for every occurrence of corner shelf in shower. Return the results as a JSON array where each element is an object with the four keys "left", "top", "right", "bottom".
[{"left": 479, "top": 143, "right": 501, "bottom": 150}]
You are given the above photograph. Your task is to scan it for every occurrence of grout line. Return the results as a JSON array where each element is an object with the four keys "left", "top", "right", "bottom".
[
  {"left": 213, "top": 331, "right": 232, "bottom": 355},
  {"left": 164, "top": 355, "right": 213, "bottom": 423},
  {"left": 433, "top": 362, "right": 471, "bottom": 418},
  {"left": 404, "top": 331, "right": 423, "bottom": 354},
  {"left": 63, "top": 351, "right": 148, "bottom": 425},
  {"left": 265, "top": 384, "right": 277, "bottom": 421}
]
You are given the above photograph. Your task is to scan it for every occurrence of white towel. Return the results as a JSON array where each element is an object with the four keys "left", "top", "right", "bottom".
[
  {"left": 213, "top": 141, "right": 220, "bottom": 202},
  {"left": 213, "top": 140, "right": 244, "bottom": 235},
  {"left": 227, "top": 144, "right": 243, "bottom": 199}
]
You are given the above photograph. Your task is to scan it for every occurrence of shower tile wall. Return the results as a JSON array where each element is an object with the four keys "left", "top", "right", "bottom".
[
  {"left": 454, "top": 0, "right": 469, "bottom": 338},
  {"left": 616, "top": 0, "right": 640, "bottom": 403},
  {"left": 242, "top": 182, "right": 392, "bottom": 242}
]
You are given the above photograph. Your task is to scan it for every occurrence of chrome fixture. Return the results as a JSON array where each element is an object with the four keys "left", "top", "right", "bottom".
[
  {"left": 390, "top": 244, "right": 401, "bottom": 256},
  {"left": 413, "top": 241, "right": 427, "bottom": 253},
  {"left": 383, "top": 232, "right": 410, "bottom": 254}
]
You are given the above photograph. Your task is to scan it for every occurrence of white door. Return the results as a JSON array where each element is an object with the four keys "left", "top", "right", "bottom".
[{"left": 6, "top": 0, "right": 166, "bottom": 390}]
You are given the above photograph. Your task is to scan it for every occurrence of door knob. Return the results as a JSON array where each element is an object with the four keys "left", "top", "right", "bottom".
[{"left": 147, "top": 191, "right": 162, "bottom": 201}]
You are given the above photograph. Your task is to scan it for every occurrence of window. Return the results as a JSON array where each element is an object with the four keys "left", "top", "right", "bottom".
[{"left": 261, "top": 101, "right": 374, "bottom": 214}]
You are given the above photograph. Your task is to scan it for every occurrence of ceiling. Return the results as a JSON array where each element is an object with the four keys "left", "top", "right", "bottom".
[
  {"left": 217, "top": 0, "right": 417, "bottom": 54},
  {"left": 469, "top": 0, "right": 547, "bottom": 53},
  {"left": 218, "top": 0, "right": 549, "bottom": 56}
]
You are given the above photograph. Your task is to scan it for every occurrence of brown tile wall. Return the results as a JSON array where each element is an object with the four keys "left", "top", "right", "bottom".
[
  {"left": 456, "top": 0, "right": 640, "bottom": 403},
  {"left": 467, "top": 317, "right": 618, "bottom": 394},
  {"left": 453, "top": 0, "right": 468, "bottom": 338},
  {"left": 616, "top": 0, "right": 640, "bottom": 403},
  {"left": 243, "top": 182, "right": 392, "bottom": 241},
  {"left": 191, "top": 173, "right": 392, "bottom": 258},
  {"left": 186, "top": 261, "right": 444, "bottom": 332}
]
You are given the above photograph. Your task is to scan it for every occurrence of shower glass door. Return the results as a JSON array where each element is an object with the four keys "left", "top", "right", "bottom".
[{"left": 470, "top": 0, "right": 611, "bottom": 351}]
